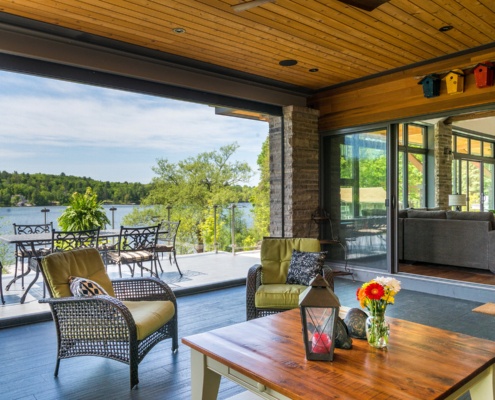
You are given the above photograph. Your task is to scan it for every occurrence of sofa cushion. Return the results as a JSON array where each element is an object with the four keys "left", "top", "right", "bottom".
[
  {"left": 255, "top": 284, "right": 307, "bottom": 309},
  {"left": 260, "top": 238, "right": 321, "bottom": 284},
  {"left": 407, "top": 210, "right": 446, "bottom": 219},
  {"left": 446, "top": 211, "right": 495, "bottom": 228},
  {"left": 286, "top": 250, "right": 326, "bottom": 285}
]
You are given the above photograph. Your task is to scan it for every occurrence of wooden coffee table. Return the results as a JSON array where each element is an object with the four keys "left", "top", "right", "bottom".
[{"left": 182, "top": 308, "right": 495, "bottom": 400}]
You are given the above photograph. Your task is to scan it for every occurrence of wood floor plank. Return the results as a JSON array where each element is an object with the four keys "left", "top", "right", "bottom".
[{"left": 0, "top": 282, "right": 493, "bottom": 399}]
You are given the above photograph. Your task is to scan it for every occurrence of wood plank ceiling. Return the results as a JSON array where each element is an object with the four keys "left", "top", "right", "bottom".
[{"left": 0, "top": 0, "right": 494, "bottom": 93}]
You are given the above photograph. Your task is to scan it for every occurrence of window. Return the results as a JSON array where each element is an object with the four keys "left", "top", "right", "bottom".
[{"left": 398, "top": 124, "right": 427, "bottom": 209}]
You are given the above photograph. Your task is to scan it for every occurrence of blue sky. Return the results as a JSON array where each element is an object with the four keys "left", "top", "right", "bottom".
[{"left": 0, "top": 70, "right": 268, "bottom": 185}]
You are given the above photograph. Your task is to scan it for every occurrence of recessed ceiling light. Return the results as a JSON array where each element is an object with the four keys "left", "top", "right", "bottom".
[
  {"left": 309, "top": 68, "right": 319, "bottom": 73},
  {"left": 439, "top": 25, "right": 453, "bottom": 32},
  {"left": 279, "top": 59, "right": 298, "bottom": 67},
  {"left": 172, "top": 27, "right": 186, "bottom": 34}
]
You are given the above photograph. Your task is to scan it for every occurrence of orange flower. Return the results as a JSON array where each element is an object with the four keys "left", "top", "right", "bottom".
[{"left": 364, "top": 282, "right": 384, "bottom": 300}]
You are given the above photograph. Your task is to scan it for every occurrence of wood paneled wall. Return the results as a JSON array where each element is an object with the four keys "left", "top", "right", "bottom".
[{"left": 309, "top": 47, "right": 495, "bottom": 131}]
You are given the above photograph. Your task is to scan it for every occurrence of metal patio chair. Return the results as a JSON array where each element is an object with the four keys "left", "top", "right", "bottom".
[
  {"left": 8, "top": 222, "right": 52, "bottom": 290},
  {"left": 107, "top": 225, "right": 160, "bottom": 278},
  {"left": 155, "top": 220, "right": 182, "bottom": 276}
]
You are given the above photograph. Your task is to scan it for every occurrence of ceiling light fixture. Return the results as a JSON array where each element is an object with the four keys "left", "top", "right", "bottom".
[
  {"left": 172, "top": 27, "right": 186, "bottom": 34},
  {"left": 439, "top": 25, "right": 453, "bottom": 32},
  {"left": 309, "top": 68, "right": 319, "bottom": 72},
  {"left": 279, "top": 59, "right": 298, "bottom": 67}
]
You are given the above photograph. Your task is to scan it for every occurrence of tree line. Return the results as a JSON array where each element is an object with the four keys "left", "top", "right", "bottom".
[
  {"left": 0, "top": 169, "right": 255, "bottom": 208},
  {"left": 0, "top": 171, "right": 150, "bottom": 206}
]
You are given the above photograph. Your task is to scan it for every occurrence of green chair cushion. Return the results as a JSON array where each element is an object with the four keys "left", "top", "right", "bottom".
[
  {"left": 41, "top": 248, "right": 115, "bottom": 298},
  {"left": 254, "top": 284, "right": 307, "bottom": 309},
  {"left": 261, "top": 238, "right": 321, "bottom": 284},
  {"left": 123, "top": 300, "right": 176, "bottom": 341}
]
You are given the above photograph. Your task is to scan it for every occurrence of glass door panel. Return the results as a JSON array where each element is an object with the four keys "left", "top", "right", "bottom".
[
  {"left": 483, "top": 164, "right": 494, "bottom": 211},
  {"left": 323, "top": 130, "right": 388, "bottom": 271}
]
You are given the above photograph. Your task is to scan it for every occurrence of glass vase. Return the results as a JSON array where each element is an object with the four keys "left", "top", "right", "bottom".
[{"left": 366, "top": 312, "right": 390, "bottom": 348}]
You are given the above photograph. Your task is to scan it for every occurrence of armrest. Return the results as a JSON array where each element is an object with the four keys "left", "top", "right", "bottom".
[
  {"left": 322, "top": 266, "right": 335, "bottom": 292},
  {"left": 487, "top": 231, "right": 495, "bottom": 273},
  {"left": 40, "top": 295, "right": 138, "bottom": 340},
  {"left": 111, "top": 277, "right": 177, "bottom": 303},
  {"left": 246, "top": 264, "right": 262, "bottom": 320}
]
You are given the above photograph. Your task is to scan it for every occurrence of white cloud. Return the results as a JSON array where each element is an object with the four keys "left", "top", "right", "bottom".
[{"left": 0, "top": 71, "right": 268, "bottom": 184}]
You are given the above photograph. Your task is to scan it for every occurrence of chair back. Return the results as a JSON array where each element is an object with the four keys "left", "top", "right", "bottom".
[
  {"left": 157, "top": 221, "right": 180, "bottom": 247},
  {"left": 260, "top": 238, "right": 321, "bottom": 284},
  {"left": 40, "top": 247, "right": 115, "bottom": 298},
  {"left": 52, "top": 228, "right": 100, "bottom": 252},
  {"left": 118, "top": 224, "right": 160, "bottom": 253},
  {"left": 14, "top": 222, "right": 53, "bottom": 235}
]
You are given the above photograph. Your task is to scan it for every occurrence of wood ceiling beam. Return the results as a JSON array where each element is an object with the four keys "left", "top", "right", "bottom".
[{"left": 444, "top": 110, "right": 495, "bottom": 124}]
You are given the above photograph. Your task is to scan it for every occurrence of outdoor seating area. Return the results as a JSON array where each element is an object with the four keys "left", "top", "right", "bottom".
[{"left": 1, "top": 278, "right": 494, "bottom": 399}]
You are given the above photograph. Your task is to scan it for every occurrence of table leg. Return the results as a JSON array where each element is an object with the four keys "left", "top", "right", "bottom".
[
  {"left": 469, "top": 364, "right": 494, "bottom": 400},
  {"left": 19, "top": 264, "right": 39, "bottom": 304},
  {"left": 0, "top": 261, "right": 5, "bottom": 304},
  {"left": 190, "top": 348, "right": 221, "bottom": 400}
]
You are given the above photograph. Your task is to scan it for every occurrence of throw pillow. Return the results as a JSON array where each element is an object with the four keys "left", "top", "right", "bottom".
[
  {"left": 286, "top": 250, "right": 327, "bottom": 286},
  {"left": 69, "top": 276, "right": 108, "bottom": 297}
]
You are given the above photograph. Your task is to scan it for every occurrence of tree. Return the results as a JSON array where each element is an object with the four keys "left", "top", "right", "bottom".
[
  {"left": 58, "top": 187, "right": 110, "bottom": 231},
  {"left": 248, "top": 135, "right": 270, "bottom": 244},
  {"left": 144, "top": 143, "right": 253, "bottom": 248}
]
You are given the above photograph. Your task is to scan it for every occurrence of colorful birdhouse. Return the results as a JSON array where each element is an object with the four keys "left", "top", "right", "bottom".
[
  {"left": 444, "top": 69, "right": 464, "bottom": 95},
  {"left": 418, "top": 74, "right": 441, "bottom": 98},
  {"left": 473, "top": 61, "right": 494, "bottom": 88}
]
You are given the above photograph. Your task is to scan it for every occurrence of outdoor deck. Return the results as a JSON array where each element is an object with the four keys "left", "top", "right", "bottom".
[
  {"left": 0, "top": 250, "right": 261, "bottom": 327},
  {"left": 1, "top": 277, "right": 493, "bottom": 399}
]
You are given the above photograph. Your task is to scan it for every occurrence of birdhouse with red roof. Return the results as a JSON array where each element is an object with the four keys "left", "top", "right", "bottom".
[
  {"left": 473, "top": 61, "right": 494, "bottom": 88},
  {"left": 418, "top": 74, "right": 441, "bottom": 98},
  {"left": 444, "top": 69, "right": 464, "bottom": 95}
]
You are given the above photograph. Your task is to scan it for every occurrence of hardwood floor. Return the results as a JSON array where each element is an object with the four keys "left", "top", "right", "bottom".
[
  {"left": 399, "top": 262, "right": 495, "bottom": 286},
  {"left": 1, "top": 280, "right": 493, "bottom": 399}
]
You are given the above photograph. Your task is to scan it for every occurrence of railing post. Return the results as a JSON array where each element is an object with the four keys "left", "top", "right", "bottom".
[
  {"left": 230, "top": 204, "right": 236, "bottom": 255},
  {"left": 41, "top": 208, "right": 50, "bottom": 224},
  {"left": 213, "top": 205, "right": 218, "bottom": 254},
  {"left": 110, "top": 207, "right": 117, "bottom": 229}
]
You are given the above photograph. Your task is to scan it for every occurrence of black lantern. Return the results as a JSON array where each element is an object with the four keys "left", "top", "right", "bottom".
[{"left": 299, "top": 275, "right": 340, "bottom": 361}]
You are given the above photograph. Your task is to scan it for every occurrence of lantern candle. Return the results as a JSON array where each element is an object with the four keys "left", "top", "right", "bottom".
[{"left": 312, "top": 332, "right": 331, "bottom": 354}]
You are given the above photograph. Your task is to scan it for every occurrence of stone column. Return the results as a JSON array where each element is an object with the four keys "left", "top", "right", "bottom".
[
  {"left": 269, "top": 106, "right": 320, "bottom": 237},
  {"left": 434, "top": 120, "right": 453, "bottom": 209}
]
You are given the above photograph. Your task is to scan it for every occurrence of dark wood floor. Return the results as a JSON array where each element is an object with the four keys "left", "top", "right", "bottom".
[
  {"left": 1, "top": 279, "right": 492, "bottom": 400},
  {"left": 399, "top": 262, "right": 495, "bottom": 286}
]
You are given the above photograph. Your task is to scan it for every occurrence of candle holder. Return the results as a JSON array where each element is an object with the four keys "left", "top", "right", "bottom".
[{"left": 299, "top": 275, "right": 340, "bottom": 361}]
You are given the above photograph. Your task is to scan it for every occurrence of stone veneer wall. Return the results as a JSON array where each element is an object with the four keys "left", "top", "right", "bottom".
[
  {"left": 269, "top": 106, "right": 320, "bottom": 238},
  {"left": 434, "top": 120, "right": 453, "bottom": 209}
]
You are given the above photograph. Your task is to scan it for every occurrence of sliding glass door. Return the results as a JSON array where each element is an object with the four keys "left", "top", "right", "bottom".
[{"left": 322, "top": 129, "right": 388, "bottom": 271}]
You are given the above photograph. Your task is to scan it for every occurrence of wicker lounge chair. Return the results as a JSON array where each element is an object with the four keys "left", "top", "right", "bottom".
[
  {"left": 39, "top": 247, "right": 178, "bottom": 389},
  {"left": 246, "top": 237, "right": 335, "bottom": 320}
]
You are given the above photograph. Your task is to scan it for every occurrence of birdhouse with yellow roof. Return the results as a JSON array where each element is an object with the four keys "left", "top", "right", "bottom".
[{"left": 444, "top": 69, "right": 464, "bottom": 95}]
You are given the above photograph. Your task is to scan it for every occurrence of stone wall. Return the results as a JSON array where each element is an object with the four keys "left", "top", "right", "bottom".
[
  {"left": 434, "top": 120, "right": 453, "bottom": 209},
  {"left": 269, "top": 106, "right": 320, "bottom": 238}
]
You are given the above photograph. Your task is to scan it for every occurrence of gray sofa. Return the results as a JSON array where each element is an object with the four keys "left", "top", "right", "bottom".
[{"left": 399, "top": 209, "right": 495, "bottom": 273}]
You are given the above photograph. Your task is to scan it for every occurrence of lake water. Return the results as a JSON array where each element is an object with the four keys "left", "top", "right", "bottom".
[{"left": 0, "top": 203, "right": 253, "bottom": 234}]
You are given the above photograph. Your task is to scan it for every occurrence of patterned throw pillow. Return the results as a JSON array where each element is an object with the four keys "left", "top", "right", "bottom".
[
  {"left": 69, "top": 276, "right": 108, "bottom": 297},
  {"left": 286, "top": 250, "right": 327, "bottom": 286}
]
